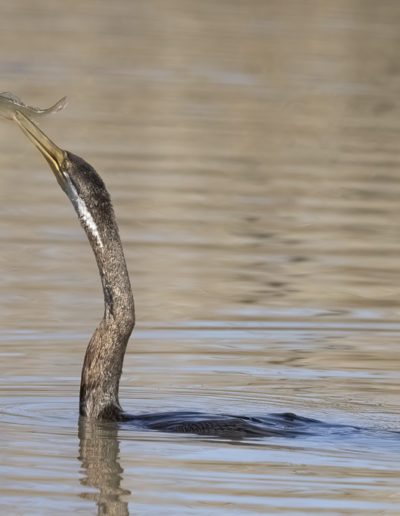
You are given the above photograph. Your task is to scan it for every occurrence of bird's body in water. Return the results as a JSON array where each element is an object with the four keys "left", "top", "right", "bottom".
[{"left": 14, "top": 111, "right": 326, "bottom": 439}]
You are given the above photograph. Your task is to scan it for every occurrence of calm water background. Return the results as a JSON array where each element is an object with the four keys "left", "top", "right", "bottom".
[{"left": 1, "top": 1, "right": 400, "bottom": 514}]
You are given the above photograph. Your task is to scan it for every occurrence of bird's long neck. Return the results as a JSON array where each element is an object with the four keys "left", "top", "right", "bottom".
[{"left": 78, "top": 199, "right": 135, "bottom": 420}]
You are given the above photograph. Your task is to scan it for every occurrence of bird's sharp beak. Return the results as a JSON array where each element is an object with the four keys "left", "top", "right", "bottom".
[{"left": 14, "top": 110, "right": 68, "bottom": 191}]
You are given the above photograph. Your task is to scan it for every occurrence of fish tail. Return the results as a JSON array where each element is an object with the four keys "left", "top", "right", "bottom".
[{"left": 44, "top": 96, "right": 68, "bottom": 114}]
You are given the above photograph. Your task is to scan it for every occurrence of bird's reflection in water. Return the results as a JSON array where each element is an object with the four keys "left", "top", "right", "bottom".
[{"left": 78, "top": 417, "right": 130, "bottom": 516}]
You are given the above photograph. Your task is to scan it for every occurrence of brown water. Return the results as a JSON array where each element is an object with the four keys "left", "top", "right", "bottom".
[{"left": 1, "top": 1, "right": 400, "bottom": 514}]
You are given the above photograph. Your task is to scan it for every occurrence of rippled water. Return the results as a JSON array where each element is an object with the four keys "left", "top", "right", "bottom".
[{"left": 1, "top": 1, "right": 400, "bottom": 514}]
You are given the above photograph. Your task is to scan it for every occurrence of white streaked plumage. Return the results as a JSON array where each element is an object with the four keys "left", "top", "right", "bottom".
[{"left": 67, "top": 181, "right": 104, "bottom": 249}]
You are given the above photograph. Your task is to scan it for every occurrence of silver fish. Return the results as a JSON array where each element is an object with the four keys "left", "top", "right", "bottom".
[{"left": 0, "top": 92, "right": 67, "bottom": 120}]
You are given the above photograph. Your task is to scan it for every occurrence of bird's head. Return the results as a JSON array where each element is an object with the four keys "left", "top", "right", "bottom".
[{"left": 15, "top": 110, "right": 112, "bottom": 251}]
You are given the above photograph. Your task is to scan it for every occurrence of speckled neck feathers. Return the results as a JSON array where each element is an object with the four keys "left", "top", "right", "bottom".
[{"left": 62, "top": 152, "right": 135, "bottom": 419}]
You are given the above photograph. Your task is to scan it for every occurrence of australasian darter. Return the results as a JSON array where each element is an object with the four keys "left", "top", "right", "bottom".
[{"left": 15, "top": 111, "right": 316, "bottom": 439}]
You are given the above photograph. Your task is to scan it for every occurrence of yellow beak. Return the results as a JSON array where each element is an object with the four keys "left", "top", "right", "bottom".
[{"left": 14, "top": 110, "right": 68, "bottom": 191}]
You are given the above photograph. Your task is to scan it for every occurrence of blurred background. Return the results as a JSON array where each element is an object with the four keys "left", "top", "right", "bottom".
[
  {"left": 1, "top": 1, "right": 400, "bottom": 515},
  {"left": 2, "top": 1, "right": 400, "bottom": 323}
]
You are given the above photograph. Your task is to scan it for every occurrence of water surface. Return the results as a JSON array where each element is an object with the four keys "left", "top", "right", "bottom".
[{"left": 1, "top": 1, "right": 400, "bottom": 514}]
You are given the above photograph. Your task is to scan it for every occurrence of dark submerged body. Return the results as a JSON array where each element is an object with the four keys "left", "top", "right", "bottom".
[{"left": 121, "top": 411, "right": 324, "bottom": 438}]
